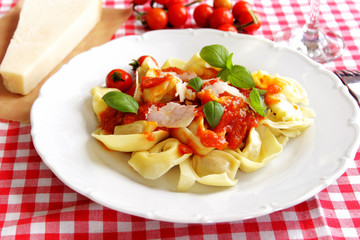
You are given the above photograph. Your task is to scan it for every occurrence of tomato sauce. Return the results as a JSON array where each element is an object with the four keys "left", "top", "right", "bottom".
[
  {"left": 99, "top": 107, "right": 124, "bottom": 134},
  {"left": 99, "top": 108, "right": 142, "bottom": 134},
  {"left": 137, "top": 102, "right": 165, "bottom": 120},
  {"left": 198, "top": 127, "right": 228, "bottom": 150},
  {"left": 197, "top": 90, "right": 217, "bottom": 105},
  {"left": 99, "top": 102, "right": 167, "bottom": 134},
  {"left": 145, "top": 132, "right": 155, "bottom": 141},
  {"left": 141, "top": 74, "right": 172, "bottom": 88},
  {"left": 178, "top": 144, "right": 193, "bottom": 155},
  {"left": 198, "top": 67, "right": 219, "bottom": 79},
  {"left": 264, "top": 84, "right": 282, "bottom": 105},
  {"left": 197, "top": 96, "right": 264, "bottom": 150},
  {"left": 258, "top": 75, "right": 285, "bottom": 106},
  {"left": 162, "top": 67, "right": 185, "bottom": 75}
]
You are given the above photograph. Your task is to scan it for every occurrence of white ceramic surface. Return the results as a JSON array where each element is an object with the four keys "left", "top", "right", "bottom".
[{"left": 31, "top": 29, "right": 360, "bottom": 223}]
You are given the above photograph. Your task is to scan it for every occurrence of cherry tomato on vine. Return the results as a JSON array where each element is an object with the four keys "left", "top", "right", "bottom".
[
  {"left": 193, "top": 4, "right": 213, "bottom": 28},
  {"left": 232, "top": 1, "right": 262, "bottom": 33},
  {"left": 146, "top": 8, "right": 168, "bottom": 30},
  {"left": 240, "top": 11, "right": 262, "bottom": 33},
  {"left": 106, "top": 69, "right": 133, "bottom": 92},
  {"left": 208, "top": 7, "right": 233, "bottom": 29},
  {"left": 165, "top": 0, "right": 184, "bottom": 8},
  {"left": 232, "top": 0, "right": 253, "bottom": 20},
  {"left": 168, "top": 4, "right": 188, "bottom": 27},
  {"left": 132, "top": 0, "right": 149, "bottom": 5},
  {"left": 213, "top": 0, "right": 232, "bottom": 10},
  {"left": 153, "top": 0, "right": 169, "bottom": 5},
  {"left": 217, "top": 23, "right": 238, "bottom": 32}
]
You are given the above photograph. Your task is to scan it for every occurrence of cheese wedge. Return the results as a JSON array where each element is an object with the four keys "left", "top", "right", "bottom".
[{"left": 0, "top": 0, "right": 102, "bottom": 95}]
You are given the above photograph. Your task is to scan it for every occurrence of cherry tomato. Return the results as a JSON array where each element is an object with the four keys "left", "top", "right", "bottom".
[
  {"left": 193, "top": 4, "right": 213, "bottom": 28},
  {"left": 132, "top": 0, "right": 149, "bottom": 5},
  {"left": 153, "top": 0, "right": 169, "bottom": 5},
  {"left": 130, "top": 55, "right": 159, "bottom": 71},
  {"left": 232, "top": 0, "right": 253, "bottom": 20},
  {"left": 138, "top": 55, "right": 158, "bottom": 66},
  {"left": 208, "top": 7, "right": 233, "bottom": 29},
  {"left": 106, "top": 69, "right": 133, "bottom": 92},
  {"left": 240, "top": 11, "right": 262, "bottom": 33},
  {"left": 213, "top": 0, "right": 232, "bottom": 10},
  {"left": 217, "top": 23, "right": 238, "bottom": 32},
  {"left": 232, "top": 1, "right": 262, "bottom": 33},
  {"left": 125, "top": 85, "right": 136, "bottom": 96},
  {"left": 165, "top": 0, "right": 184, "bottom": 8},
  {"left": 146, "top": 8, "right": 168, "bottom": 30},
  {"left": 168, "top": 4, "right": 188, "bottom": 27}
]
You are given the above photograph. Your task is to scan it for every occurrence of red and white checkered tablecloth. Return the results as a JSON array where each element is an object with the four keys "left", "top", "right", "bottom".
[{"left": 1, "top": 0, "right": 360, "bottom": 239}]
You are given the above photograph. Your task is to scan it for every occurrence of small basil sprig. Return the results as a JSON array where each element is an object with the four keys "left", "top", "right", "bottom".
[
  {"left": 188, "top": 77, "right": 204, "bottom": 92},
  {"left": 102, "top": 91, "right": 139, "bottom": 113},
  {"left": 200, "top": 44, "right": 255, "bottom": 88},
  {"left": 200, "top": 44, "right": 268, "bottom": 116},
  {"left": 203, "top": 101, "right": 224, "bottom": 129},
  {"left": 249, "top": 88, "right": 267, "bottom": 117}
]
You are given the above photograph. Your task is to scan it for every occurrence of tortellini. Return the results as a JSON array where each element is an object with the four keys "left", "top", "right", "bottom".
[
  {"left": 177, "top": 150, "right": 240, "bottom": 191},
  {"left": 226, "top": 125, "right": 286, "bottom": 173},
  {"left": 129, "top": 138, "right": 191, "bottom": 179},
  {"left": 92, "top": 122, "right": 169, "bottom": 152},
  {"left": 90, "top": 86, "right": 119, "bottom": 120},
  {"left": 142, "top": 74, "right": 178, "bottom": 103},
  {"left": 171, "top": 116, "right": 214, "bottom": 156},
  {"left": 90, "top": 52, "right": 314, "bottom": 192}
]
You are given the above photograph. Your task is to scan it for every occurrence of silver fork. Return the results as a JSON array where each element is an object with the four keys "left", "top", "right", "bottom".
[{"left": 334, "top": 69, "right": 360, "bottom": 107}]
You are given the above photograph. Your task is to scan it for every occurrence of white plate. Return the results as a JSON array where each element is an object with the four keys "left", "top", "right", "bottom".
[{"left": 31, "top": 29, "right": 360, "bottom": 223}]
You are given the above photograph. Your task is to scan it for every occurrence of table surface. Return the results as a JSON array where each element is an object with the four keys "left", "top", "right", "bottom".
[{"left": 1, "top": 0, "right": 360, "bottom": 239}]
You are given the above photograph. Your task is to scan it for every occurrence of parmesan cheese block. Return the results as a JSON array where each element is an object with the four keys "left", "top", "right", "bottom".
[{"left": 0, "top": 0, "right": 102, "bottom": 95}]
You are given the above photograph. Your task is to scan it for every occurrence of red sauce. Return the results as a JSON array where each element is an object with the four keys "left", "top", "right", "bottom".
[
  {"left": 198, "top": 67, "right": 219, "bottom": 79},
  {"left": 137, "top": 102, "right": 165, "bottom": 120},
  {"left": 99, "top": 107, "right": 124, "bottom": 134},
  {"left": 145, "top": 132, "right": 155, "bottom": 141},
  {"left": 197, "top": 90, "right": 216, "bottom": 105},
  {"left": 178, "top": 144, "right": 193, "bottom": 155},
  {"left": 198, "top": 127, "right": 228, "bottom": 150},
  {"left": 162, "top": 67, "right": 185, "bottom": 75},
  {"left": 197, "top": 96, "right": 264, "bottom": 150},
  {"left": 99, "top": 108, "right": 142, "bottom": 134},
  {"left": 258, "top": 76, "right": 285, "bottom": 106},
  {"left": 264, "top": 84, "right": 282, "bottom": 105},
  {"left": 141, "top": 74, "right": 172, "bottom": 88},
  {"left": 123, "top": 113, "right": 138, "bottom": 125}
]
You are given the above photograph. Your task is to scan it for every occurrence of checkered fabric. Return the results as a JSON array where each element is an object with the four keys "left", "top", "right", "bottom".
[{"left": 1, "top": 0, "right": 360, "bottom": 239}]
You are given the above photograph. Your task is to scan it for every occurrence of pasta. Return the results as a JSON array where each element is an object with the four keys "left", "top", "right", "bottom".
[{"left": 90, "top": 46, "right": 314, "bottom": 191}]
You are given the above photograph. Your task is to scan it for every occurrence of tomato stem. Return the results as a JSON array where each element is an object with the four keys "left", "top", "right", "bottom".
[
  {"left": 111, "top": 72, "right": 125, "bottom": 82},
  {"left": 133, "top": 9, "right": 148, "bottom": 26},
  {"left": 184, "top": 0, "right": 202, "bottom": 8},
  {"left": 235, "top": 9, "right": 258, "bottom": 31}
]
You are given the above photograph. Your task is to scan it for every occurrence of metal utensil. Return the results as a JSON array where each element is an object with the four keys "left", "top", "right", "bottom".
[{"left": 334, "top": 69, "right": 360, "bottom": 107}]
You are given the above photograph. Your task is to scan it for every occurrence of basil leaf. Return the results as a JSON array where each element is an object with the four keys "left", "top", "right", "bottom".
[
  {"left": 188, "top": 77, "right": 204, "bottom": 92},
  {"left": 102, "top": 91, "right": 139, "bottom": 113},
  {"left": 256, "top": 88, "right": 267, "bottom": 96},
  {"left": 225, "top": 53, "right": 233, "bottom": 70},
  {"left": 217, "top": 68, "right": 231, "bottom": 82},
  {"left": 200, "top": 44, "right": 230, "bottom": 68},
  {"left": 249, "top": 88, "right": 268, "bottom": 117},
  {"left": 226, "top": 65, "right": 255, "bottom": 88},
  {"left": 203, "top": 101, "right": 224, "bottom": 129}
]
